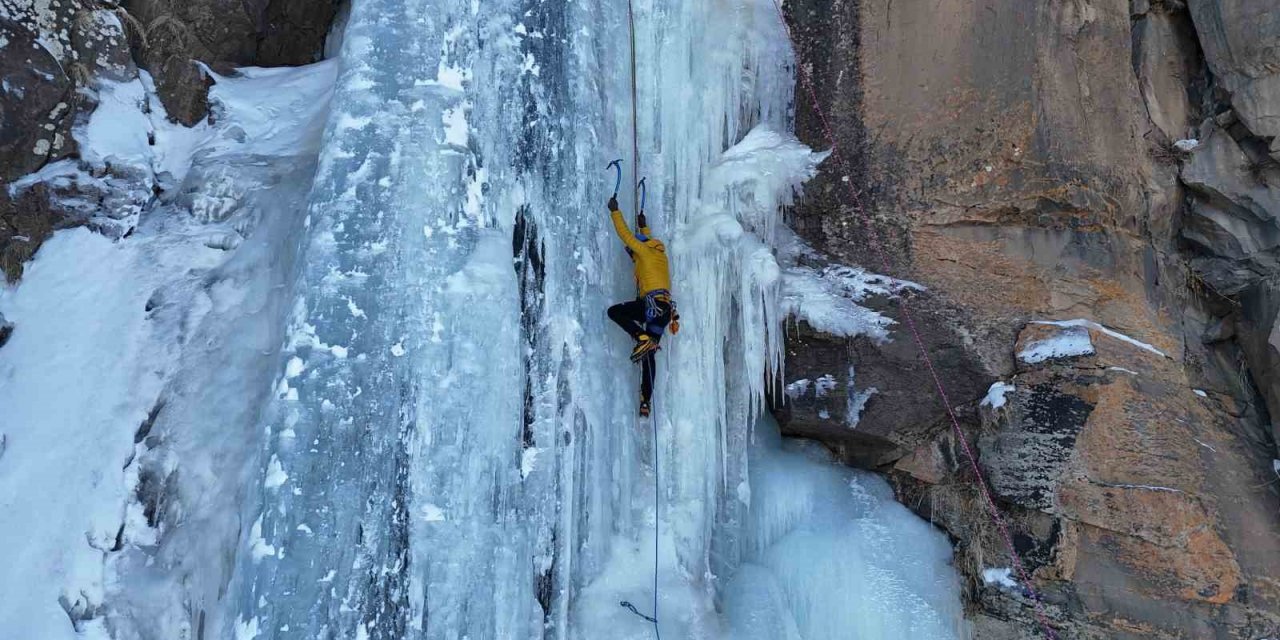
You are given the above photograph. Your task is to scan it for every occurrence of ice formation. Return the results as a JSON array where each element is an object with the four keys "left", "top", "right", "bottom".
[{"left": 0, "top": 0, "right": 969, "bottom": 638}]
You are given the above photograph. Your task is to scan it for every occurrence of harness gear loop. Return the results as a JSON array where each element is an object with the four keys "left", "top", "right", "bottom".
[{"left": 642, "top": 290, "right": 679, "bottom": 338}]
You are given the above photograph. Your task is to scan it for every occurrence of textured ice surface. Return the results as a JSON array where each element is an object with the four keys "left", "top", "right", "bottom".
[{"left": 726, "top": 418, "right": 967, "bottom": 638}]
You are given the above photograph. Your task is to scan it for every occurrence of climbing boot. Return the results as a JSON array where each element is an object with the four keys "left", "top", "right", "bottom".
[
  {"left": 639, "top": 400, "right": 651, "bottom": 418},
  {"left": 630, "top": 335, "right": 660, "bottom": 362}
]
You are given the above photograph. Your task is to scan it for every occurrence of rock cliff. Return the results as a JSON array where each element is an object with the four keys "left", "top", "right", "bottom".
[{"left": 779, "top": 0, "right": 1280, "bottom": 637}]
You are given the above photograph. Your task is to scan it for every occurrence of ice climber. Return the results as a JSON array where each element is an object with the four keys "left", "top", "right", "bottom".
[{"left": 606, "top": 194, "right": 679, "bottom": 418}]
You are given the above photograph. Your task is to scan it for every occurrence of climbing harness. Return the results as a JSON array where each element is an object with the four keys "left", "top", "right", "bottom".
[
  {"left": 643, "top": 289, "right": 668, "bottom": 321},
  {"left": 643, "top": 289, "right": 676, "bottom": 338},
  {"left": 765, "top": 1, "right": 1059, "bottom": 638}
]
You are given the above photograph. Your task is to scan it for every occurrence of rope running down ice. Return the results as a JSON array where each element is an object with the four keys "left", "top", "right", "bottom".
[{"left": 615, "top": 0, "right": 662, "bottom": 637}]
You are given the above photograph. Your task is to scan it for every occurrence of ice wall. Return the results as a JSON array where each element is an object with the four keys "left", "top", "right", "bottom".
[{"left": 213, "top": 0, "right": 972, "bottom": 639}]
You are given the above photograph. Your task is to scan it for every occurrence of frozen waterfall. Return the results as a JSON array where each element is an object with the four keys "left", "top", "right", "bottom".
[{"left": 0, "top": 0, "right": 968, "bottom": 639}]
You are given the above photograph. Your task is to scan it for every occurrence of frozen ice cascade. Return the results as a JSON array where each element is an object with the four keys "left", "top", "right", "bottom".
[{"left": 0, "top": 0, "right": 969, "bottom": 639}]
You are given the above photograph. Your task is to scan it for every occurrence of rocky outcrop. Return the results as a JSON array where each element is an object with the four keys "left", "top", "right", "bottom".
[
  {"left": 935, "top": 323, "right": 1279, "bottom": 638},
  {"left": 121, "top": 0, "right": 342, "bottom": 124},
  {"left": 778, "top": 0, "right": 1280, "bottom": 636},
  {"left": 1, "top": 184, "right": 70, "bottom": 282},
  {"left": 777, "top": 296, "right": 992, "bottom": 469},
  {"left": 0, "top": 17, "right": 79, "bottom": 182}
]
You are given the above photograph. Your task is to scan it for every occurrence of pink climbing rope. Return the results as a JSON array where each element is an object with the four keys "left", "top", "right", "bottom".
[{"left": 766, "top": 1, "right": 1060, "bottom": 637}]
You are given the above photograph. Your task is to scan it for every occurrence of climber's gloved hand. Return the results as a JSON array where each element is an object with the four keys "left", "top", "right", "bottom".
[{"left": 607, "top": 195, "right": 619, "bottom": 212}]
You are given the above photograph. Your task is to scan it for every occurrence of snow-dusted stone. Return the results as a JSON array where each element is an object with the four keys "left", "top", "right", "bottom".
[
  {"left": 70, "top": 9, "right": 137, "bottom": 82},
  {"left": 1015, "top": 323, "right": 1095, "bottom": 367},
  {"left": 774, "top": 255, "right": 991, "bottom": 468},
  {"left": 0, "top": 18, "right": 78, "bottom": 181}
]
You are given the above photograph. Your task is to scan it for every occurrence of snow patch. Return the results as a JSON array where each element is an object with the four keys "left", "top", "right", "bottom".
[
  {"left": 981, "top": 381, "right": 1014, "bottom": 409},
  {"left": 778, "top": 239, "right": 920, "bottom": 342},
  {"left": 982, "top": 568, "right": 1018, "bottom": 590},
  {"left": 845, "top": 366, "right": 877, "bottom": 429},
  {"left": 1031, "top": 319, "right": 1168, "bottom": 359},
  {"left": 1018, "top": 325, "right": 1095, "bottom": 363}
]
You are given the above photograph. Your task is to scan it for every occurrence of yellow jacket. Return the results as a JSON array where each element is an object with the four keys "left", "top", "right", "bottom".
[{"left": 611, "top": 208, "right": 671, "bottom": 294}]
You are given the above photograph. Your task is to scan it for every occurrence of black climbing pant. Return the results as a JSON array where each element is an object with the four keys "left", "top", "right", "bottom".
[{"left": 608, "top": 295, "right": 673, "bottom": 405}]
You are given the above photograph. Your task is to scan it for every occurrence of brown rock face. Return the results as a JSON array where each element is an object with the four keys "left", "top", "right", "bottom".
[
  {"left": 777, "top": 299, "right": 992, "bottom": 469},
  {"left": 122, "top": 0, "right": 342, "bottom": 124},
  {"left": 778, "top": 0, "right": 1280, "bottom": 637},
  {"left": 0, "top": 18, "right": 78, "bottom": 182}
]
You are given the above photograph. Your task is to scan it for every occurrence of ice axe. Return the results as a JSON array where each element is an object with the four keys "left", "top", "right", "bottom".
[{"left": 607, "top": 159, "right": 623, "bottom": 198}]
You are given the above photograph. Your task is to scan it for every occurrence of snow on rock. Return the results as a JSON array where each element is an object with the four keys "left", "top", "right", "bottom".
[
  {"left": 844, "top": 366, "right": 877, "bottom": 428},
  {"left": 982, "top": 567, "right": 1019, "bottom": 590},
  {"left": 1174, "top": 138, "right": 1200, "bottom": 152},
  {"left": 981, "top": 381, "right": 1015, "bottom": 409},
  {"left": 784, "top": 378, "right": 811, "bottom": 398},
  {"left": 1018, "top": 324, "right": 1096, "bottom": 364},
  {"left": 778, "top": 229, "right": 921, "bottom": 342},
  {"left": 73, "top": 60, "right": 339, "bottom": 214},
  {"left": 1032, "top": 319, "right": 1169, "bottom": 359},
  {"left": 0, "top": 58, "right": 338, "bottom": 639}
]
